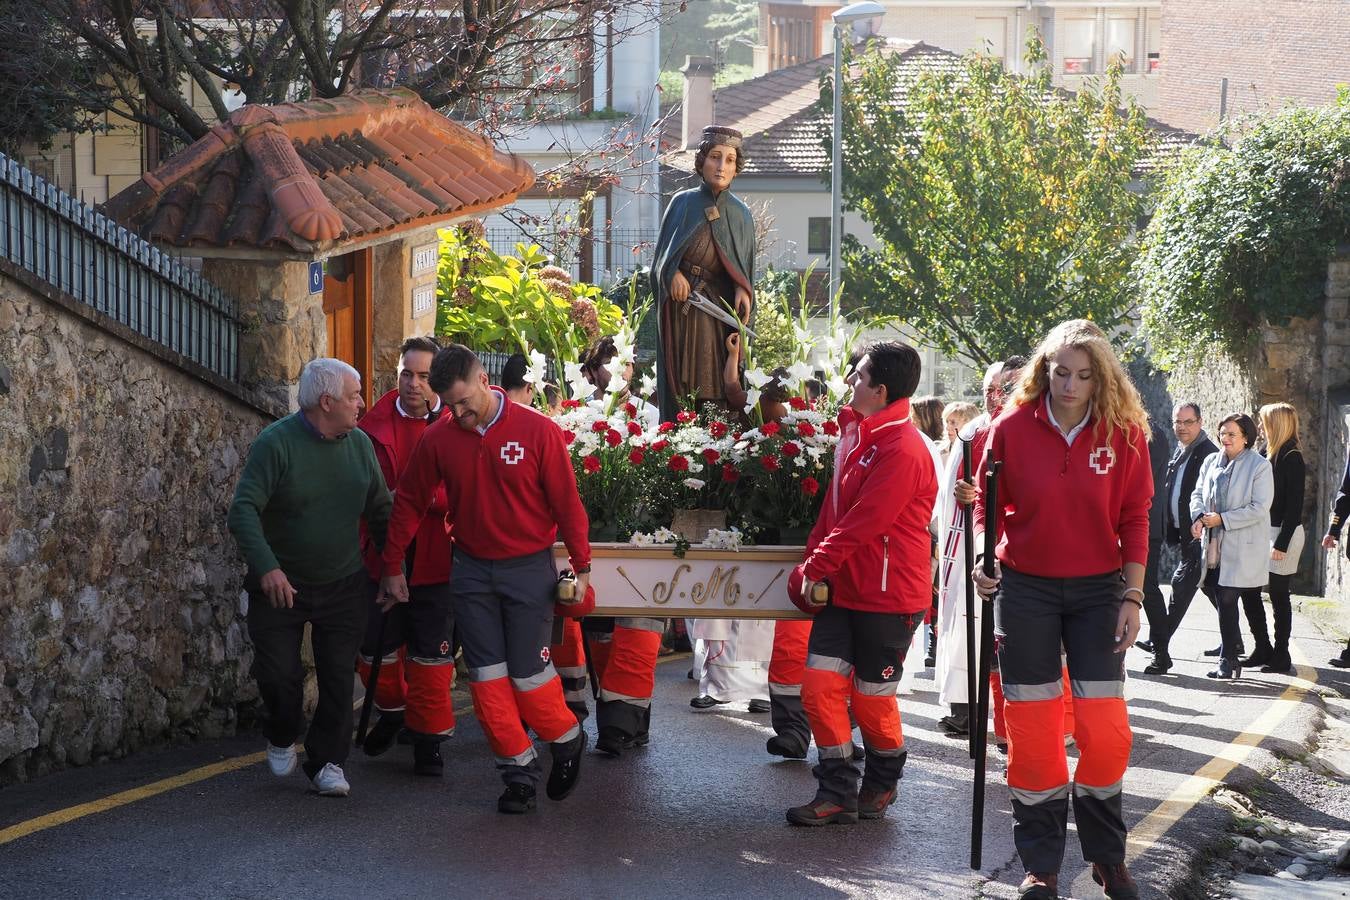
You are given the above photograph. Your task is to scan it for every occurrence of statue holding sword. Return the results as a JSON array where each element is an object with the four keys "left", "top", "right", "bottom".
[{"left": 651, "top": 125, "right": 758, "bottom": 421}]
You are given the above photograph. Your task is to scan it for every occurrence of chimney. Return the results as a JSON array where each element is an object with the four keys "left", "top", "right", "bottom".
[{"left": 681, "top": 55, "right": 715, "bottom": 150}]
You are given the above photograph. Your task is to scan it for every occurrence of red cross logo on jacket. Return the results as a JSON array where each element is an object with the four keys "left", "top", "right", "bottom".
[
  {"left": 501, "top": 441, "right": 526, "bottom": 465},
  {"left": 1089, "top": 446, "right": 1116, "bottom": 475}
]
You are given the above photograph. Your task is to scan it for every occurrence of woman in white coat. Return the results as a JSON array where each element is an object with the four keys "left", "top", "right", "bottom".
[{"left": 1189, "top": 413, "right": 1274, "bottom": 679}]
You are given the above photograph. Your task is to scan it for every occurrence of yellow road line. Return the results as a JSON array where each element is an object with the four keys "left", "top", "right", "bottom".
[
  {"left": 0, "top": 751, "right": 267, "bottom": 847},
  {"left": 1126, "top": 650, "right": 1319, "bottom": 858}
]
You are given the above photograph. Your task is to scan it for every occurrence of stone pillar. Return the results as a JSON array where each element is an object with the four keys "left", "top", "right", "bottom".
[
  {"left": 371, "top": 227, "right": 441, "bottom": 399},
  {"left": 201, "top": 257, "right": 321, "bottom": 417}
]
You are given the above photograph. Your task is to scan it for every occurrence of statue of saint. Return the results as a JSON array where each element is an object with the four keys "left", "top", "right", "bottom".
[{"left": 651, "top": 125, "right": 757, "bottom": 420}]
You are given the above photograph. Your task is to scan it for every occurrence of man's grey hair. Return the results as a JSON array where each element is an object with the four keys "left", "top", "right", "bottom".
[
  {"left": 981, "top": 361, "right": 1004, "bottom": 391},
  {"left": 298, "top": 358, "right": 360, "bottom": 410}
]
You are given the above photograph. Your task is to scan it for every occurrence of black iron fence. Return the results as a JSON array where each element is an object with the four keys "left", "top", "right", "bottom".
[{"left": 0, "top": 154, "right": 242, "bottom": 382}]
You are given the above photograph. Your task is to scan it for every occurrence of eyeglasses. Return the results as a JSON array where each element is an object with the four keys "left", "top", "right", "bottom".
[{"left": 1173, "top": 418, "right": 1199, "bottom": 427}]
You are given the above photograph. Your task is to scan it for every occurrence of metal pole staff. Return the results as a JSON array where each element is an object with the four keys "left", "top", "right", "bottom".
[
  {"left": 971, "top": 449, "right": 1003, "bottom": 871},
  {"left": 960, "top": 437, "right": 977, "bottom": 760}
]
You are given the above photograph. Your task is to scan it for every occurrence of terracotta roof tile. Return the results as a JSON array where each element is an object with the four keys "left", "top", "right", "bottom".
[
  {"left": 105, "top": 88, "right": 535, "bottom": 254},
  {"left": 664, "top": 42, "right": 1199, "bottom": 179}
]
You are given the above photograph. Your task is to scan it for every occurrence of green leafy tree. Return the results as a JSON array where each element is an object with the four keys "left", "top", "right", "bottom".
[
  {"left": 837, "top": 39, "right": 1153, "bottom": 367},
  {"left": 1137, "top": 93, "right": 1350, "bottom": 367}
]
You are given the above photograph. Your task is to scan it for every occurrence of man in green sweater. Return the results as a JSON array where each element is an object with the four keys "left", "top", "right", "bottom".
[{"left": 228, "top": 358, "right": 392, "bottom": 796}]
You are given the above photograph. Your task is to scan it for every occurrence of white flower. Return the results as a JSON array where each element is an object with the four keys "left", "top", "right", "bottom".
[
  {"left": 785, "top": 360, "right": 814, "bottom": 390},
  {"left": 638, "top": 373, "right": 658, "bottom": 401},
  {"left": 683, "top": 478, "right": 706, "bottom": 490},
  {"left": 743, "top": 388, "right": 762, "bottom": 415},
  {"left": 653, "top": 527, "right": 679, "bottom": 543},
  {"left": 565, "top": 361, "right": 593, "bottom": 401},
  {"left": 523, "top": 349, "right": 548, "bottom": 385},
  {"left": 826, "top": 374, "right": 849, "bottom": 400},
  {"left": 630, "top": 531, "right": 655, "bottom": 547},
  {"left": 603, "top": 356, "right": 629, "bottom": 396},
  {"left": 744, "top": 368, "right": 773, "bottom": 389},
  {"left": 702, "top": 527, "right": 744, "bottom": 550},
  {"left": 792, "top": 323, "right": 813, "bottom": 346}
]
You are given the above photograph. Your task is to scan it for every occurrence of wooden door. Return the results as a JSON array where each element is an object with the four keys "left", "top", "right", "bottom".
[{"left": 321, "top": 248, "right": 373, "bottom": 407}]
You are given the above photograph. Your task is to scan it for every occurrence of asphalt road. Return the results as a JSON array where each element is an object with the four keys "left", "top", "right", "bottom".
[{"left": 1, "top": 595, "right": 1346, "bottom": 900}]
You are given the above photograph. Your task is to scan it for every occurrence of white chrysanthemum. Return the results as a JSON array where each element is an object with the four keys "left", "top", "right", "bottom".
[{"left": 683, "top": 478, "right": 706, "bottom": 490}]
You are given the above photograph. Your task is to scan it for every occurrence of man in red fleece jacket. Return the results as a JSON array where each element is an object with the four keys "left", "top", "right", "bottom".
[
  {"left": 379, "top": 344, "right": 591, "bottom": 814},
  {"left": 786, "top": 340, "right": 937, "bottom": 826},
  {"left": 356, "top": 336, "right": 456, "bottom": 778}
]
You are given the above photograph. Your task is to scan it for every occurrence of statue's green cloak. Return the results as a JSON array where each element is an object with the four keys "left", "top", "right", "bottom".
[{"left": 650, "top": 183, "right": 756, "bottom": 420}]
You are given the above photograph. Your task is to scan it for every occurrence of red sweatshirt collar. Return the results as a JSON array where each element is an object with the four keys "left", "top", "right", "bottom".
[{"left": 840, "top": 397, "right": 912, "bottom": 446}]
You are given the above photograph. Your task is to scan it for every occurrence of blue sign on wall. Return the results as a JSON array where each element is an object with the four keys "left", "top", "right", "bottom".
[{"left": 308, "top": 260, "right": 324, "bottom": 294}]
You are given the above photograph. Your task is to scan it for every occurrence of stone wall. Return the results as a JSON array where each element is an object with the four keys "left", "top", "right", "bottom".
[
  {"left": 1148, "top": 250, "right": 1350, "bottom": 602},
  {"left": 0, "top": 269, "right": 271, "bottom": 783}
]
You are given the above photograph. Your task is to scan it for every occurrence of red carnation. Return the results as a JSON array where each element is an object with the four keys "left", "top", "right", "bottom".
[
  {"left": 796, "top": 422, "right": 816, "bottom": 438},
  {"left": 801, "top": 476, "right": 820, "bottom": 496},
  {"left": 732, "top": 432, "right": 742, "bottom": 441},
  {"left": 582, "top": 455, "right": 601, "bottom": 474},
  {"left": 722, "top": 463, "right": 740, "bottom": 483},
  {"left": 760, "top": 454, "right": 781, "bottom": 472},
  {"left": 652, "top": 439, "right": 670, "bottom": 452},
  {"left": 591, "top": 420, "right": 608, "bottom": 433},
  {"left": 701, "top": 448, "right": 720, "bottom": 464},
  {"left": 562, "top": 429, "right": 576, "bottom": 445},
  {"left": 626, "top": 421, "right": 642, "bottom": 436},
  {"left": 668, "top": 455, "right": 690, "bottom": 472},
  {"left": 782, "top": 441, "right": 801, "bottom": 458},
  {"left": 822, "top": 421, "right": 840, "bottom": 436},
  {"left": 605, "top": 428, "right": 623, "bottom": 447},
  {"left": 624, "top": 402, "right": 637, "bottom": 418},
  {"left": 761, "top": 422, "right": 781, "bottom": 437},
  {"left": 561, "top": 399, "right": 582, "bottom": 410},
  {"left": 677, "top": 410, "right": 696, "bottom": 424},
  {"left": 789, "top": 396, "right": 808, "bottom": 410},
  {"left": 628, "top": 449, "right": 646, "bottom": 465},
  {"left": 708, "top": 421, "right": 728, "bottom": 438},
  {"left": 659, "top": 421, "right": 676, "bottom": 434}
]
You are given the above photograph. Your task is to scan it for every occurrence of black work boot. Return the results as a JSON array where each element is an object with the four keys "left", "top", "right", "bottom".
[
  {"left": 1143, "top": 652, "right": 1172, "bottom": 675},
  {"left": 859, "top": 748, "right": 906, "bottom": 819},
  {"left": 938, "top": 703, "right": 970, "bottom": 737},
  {"left": 766, "top": 734, "right": 808, "bottom": 759},
  {"left": 1331, "top": 641, "right": 1350, "bottom": 668},
  {"left": 785, "top": 796, "right": 859, "bottom": 826},
  {"left": 362, "top": 711, "right": 404, "bottom": 757},
  {"left": 497, "top": 782, "right": 536, "bottom": 814},
  {"left": 546, "top": 732, "right": 586, "bottom": 801},
  {"left": 412, "top": 738, "right": 443, "bottom": 777},
  {"left": 1260, "top": 646, "right": 1293, "bottom": 674}
]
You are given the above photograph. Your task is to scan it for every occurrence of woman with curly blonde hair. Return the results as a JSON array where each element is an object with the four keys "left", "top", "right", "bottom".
[{"left": 973, "top": 319, "right": 1152, "bottom": 899}]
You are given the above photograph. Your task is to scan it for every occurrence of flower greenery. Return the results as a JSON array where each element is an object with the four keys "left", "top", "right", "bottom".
[
  {"left": 1137, "top": 92, "right": 1350, "bottom": 367},
  {"left": 435, "top": 223, "right": 625, "bottom": 365}
]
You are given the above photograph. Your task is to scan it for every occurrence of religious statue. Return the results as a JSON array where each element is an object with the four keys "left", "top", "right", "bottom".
[{"left": 651, "top": 125, "right": 757, "bottom": 421}]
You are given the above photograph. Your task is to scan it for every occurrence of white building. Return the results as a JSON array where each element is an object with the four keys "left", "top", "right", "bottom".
[{"left": 483, "top": 1, "right": 664, "bottom": 284}]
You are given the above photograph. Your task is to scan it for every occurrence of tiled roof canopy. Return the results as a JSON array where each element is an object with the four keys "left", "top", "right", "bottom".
[
  {"left": 664, "top": 42, "right": 1197, "bottom": 178},
  {"left": 106, "top": 89, "right": 535, "bottom": 254}
]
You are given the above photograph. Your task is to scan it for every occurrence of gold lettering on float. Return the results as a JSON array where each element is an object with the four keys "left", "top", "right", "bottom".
[{"left": 651, "top": 565, "right": 743, "bottom": 607}]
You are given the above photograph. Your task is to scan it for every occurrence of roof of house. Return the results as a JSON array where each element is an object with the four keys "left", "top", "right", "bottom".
[
  {"left": 105, "top": 88, "right": 535, "bottom": 254},
  {"left": 663, "top": 42, "right": 1198, "bottom": 179}
]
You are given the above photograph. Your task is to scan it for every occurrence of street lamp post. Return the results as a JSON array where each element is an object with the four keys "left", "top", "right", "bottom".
[{"left": 829, "top": 1, "right": 885, "bottom": 318}]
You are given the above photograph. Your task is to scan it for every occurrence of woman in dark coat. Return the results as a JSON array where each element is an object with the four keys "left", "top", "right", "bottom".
[
  {"left": 1242, "top": 403, "right": 1305, "bottom": 673},
  {"left": 650, "top": 125, "right": 756, "bottom": 421}
]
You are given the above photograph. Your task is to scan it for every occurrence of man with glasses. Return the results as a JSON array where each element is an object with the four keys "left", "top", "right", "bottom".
[{"left": 1139, "top": 402, "right": 1218, "bottom": 674}]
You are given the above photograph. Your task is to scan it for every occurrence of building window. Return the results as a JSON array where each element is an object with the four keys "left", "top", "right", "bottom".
[
  {"left": 974, "top": 18, "right": 1008, "bottom": 63},
  {"left": 1105, "top": 16, "right": 1136, "bottom": 71},
  {"left": 1062, "top": 18, "right": 1095, "bottom": 74},
  {"left": 1145, "top": 12, "right": 1162, "bottom": 73},
  {"left": 807, "top": 217, "right": 830, "bottom": 255}
]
